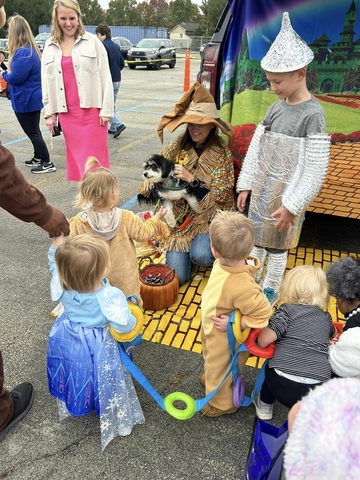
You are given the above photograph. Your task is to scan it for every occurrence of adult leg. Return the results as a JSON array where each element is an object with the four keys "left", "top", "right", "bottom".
[
  {"left": 15, "top": 111, "right": 51, "bottom": 165},
  {"left": 109, "top": 82, "right": 126, "bottom": 138},
  {"left": 190, "top": 232, "right": 214, "bottom": 268},
  {"left": 166, "top": 249, "right": 191, "bottom": 286},
  {"left": 0, "top": 351, "right": 34, "bottom": 442}
]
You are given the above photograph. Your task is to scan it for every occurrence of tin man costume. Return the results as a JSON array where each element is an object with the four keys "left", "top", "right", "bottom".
[{"left": 236, "top": 12, "right": 330, "bottom": 295}]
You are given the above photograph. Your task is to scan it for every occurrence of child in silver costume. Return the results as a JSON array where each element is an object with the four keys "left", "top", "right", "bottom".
[{"left": 236, "top": 12, "right": 330, "bottom": 299}]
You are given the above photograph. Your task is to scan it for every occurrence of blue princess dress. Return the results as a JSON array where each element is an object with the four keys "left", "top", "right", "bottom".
[{"left": 46, "top": 247, "right": 145, "bottom": 451}]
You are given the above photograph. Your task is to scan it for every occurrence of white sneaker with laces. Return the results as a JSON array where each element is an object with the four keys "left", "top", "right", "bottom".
[{"left": 253, "top": 395, "right": 273, "bottom": 420}]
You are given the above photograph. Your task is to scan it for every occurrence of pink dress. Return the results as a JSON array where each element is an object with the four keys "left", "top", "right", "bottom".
[{"left": 59, "top": 56, "right": 110, "bottom": 181}]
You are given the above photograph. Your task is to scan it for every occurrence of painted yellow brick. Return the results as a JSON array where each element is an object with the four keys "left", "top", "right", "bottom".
[
  {"left": 197, "top": 278, "right": 208, "bottom": 294},
  {"left": 176, "top": 306, "right": 187, "bottom": 318},
  {"left": 172, "top": 333, "right": 185, "bottom": 348},
  {"left": 192, "top": 344, "right": 202, "bottom": 354},
  {"left": 190, "top": 315, "right": 201, "bottom": 330},
  {"left": 179, "top": 321, "right": 190, "bottom": 333},
  {"left": 185, "top": 302, "right": 199, "bottom": 318},
  {"left": 183, "top": 287, "right": 197, "bottom": 305},
  {"left": 162, "top": 323, "right": 178, "bottom": 345},
  {"left": 159, "top": 313, "right": 173, "bottom": 330},
  {"left": 152, "top": 332, "right": 164, "bottom": 344},
  {"left": 142, "top": 319, "right": 159, "bottom": 341},
  {"left": 182, "top": 329, "right": 198, "bottom": 351}
]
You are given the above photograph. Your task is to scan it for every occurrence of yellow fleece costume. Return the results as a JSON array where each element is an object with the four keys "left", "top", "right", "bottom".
[
  {"left": 201, "top": 258, "right": 271, "bottom": 411},
  {"left": 70, "top": 209, "right": 170, "bottom": 302}
]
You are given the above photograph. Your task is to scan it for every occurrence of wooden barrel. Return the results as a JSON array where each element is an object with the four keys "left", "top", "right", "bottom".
[{"left": 139, "top": 258, "right": 179, "bottom": 311}]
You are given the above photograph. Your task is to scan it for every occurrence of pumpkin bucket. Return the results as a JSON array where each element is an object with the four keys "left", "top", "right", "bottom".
[{"left": 139, "top": 257, "right": 179, "bottom": 310}]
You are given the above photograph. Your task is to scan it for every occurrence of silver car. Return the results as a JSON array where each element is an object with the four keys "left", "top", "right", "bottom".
[
  {"left": 127, "top": 38, "right": 176, "bottom": 70},
  {"left": 35, "top": 32, "right": 51, "bottom": 53}
]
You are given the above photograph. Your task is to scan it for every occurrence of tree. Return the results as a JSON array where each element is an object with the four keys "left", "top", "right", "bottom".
[
  {"left": 106, "top": 0, "right": 142, "bottom": 26},
  {"left": 199, "top": 0, "right": 226, "bottom": 36},
  {"left": 77, "top": 0, "right": 104, "bottom": 25},
  {"left": 168, "top": 0, "right": 200, "bottom": 30},
  {"left": 2, "top": 0, "right": 53, "bottom": 36}
]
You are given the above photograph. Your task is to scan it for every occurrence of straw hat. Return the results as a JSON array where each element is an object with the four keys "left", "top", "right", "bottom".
[
  {"left": 261, "top": 12, "right": 314, "bottom": 73},
  {"left": 157, "top": 82, "right": 234, "bottom": 143}
]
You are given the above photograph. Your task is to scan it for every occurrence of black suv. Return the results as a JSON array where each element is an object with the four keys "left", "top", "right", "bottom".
[{"left": 127, "top": 38, "right": 176, "bottom": 70}]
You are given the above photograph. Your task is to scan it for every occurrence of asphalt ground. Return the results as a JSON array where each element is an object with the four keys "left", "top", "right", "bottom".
[{"left": 1, "top": 58, "right": 358, "bottom": 480}]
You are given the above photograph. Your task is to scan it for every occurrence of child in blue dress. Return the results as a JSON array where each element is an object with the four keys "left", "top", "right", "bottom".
[{"left": 47, "top": 232, "right": 145, "bottom": 451}]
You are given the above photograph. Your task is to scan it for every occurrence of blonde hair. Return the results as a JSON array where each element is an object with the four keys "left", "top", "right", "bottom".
[
  {"left": 55, "top": 233, "right": 110, "bottom": 292},
  {"left": 76, "top": 157, "right": 118, "bottom": 210},
  {"left": 51, "top": 0, "right": 85, "bottom": 44},
  {"left": 7, "top": 15, "right": 41, "bottom": 70},
  {"left": 209, "top": 211, "right": 254, "bottom": 262},
  {"left": 278, "top": 265, "right": 329, "bottom": 310}
]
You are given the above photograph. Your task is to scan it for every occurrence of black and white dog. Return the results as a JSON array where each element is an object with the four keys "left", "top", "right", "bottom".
[{"left": 138, "top": 154, "right": 201, "bottom": 228}]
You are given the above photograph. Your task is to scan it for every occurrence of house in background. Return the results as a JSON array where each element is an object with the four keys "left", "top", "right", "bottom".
[{"left": 169, "top": 22, "right": 199, "bottom": 49}]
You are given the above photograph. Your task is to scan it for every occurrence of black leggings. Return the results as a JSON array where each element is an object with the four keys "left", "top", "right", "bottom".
[
  {"left": 15, "top": 110, "right": 50, "bottom": 164},
  {"left": 260, "top": 364, "right": 319, "bottom": 409}
]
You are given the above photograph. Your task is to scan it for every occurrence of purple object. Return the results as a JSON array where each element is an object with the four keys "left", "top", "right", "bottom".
[{"left": 233, "top": 374, "right": 245, "bottom": 408}]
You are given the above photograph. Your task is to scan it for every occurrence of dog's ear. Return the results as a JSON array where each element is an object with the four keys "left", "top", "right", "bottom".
[{"left": 161, "top": 157, "right": 175, "bottom": 178}]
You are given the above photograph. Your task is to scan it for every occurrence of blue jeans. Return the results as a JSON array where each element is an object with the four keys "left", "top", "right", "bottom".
[
  {"left": 166, "top": 233, "right": 214, "bottom": 285},
  {"left": 108, "top": 81, "right": 123, "bottom": 132}
]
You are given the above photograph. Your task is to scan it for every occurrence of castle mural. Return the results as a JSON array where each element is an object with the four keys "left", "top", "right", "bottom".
[{"left": 224, "top": 0, "right": 360, "bottom": 99}]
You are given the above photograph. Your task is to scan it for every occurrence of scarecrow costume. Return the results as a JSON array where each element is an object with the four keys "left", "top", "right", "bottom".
[{"left": 139, "top": 83, "right": 235, "bottom": 252}]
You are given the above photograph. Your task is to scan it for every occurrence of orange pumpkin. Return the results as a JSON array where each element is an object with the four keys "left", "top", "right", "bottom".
[{"left": 139, "top": 258, "right": 179, "bottom": 311}]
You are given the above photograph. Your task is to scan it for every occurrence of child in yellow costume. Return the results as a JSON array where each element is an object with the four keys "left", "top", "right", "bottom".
[
  {"left": 70, "top": 157, "right": 170, "bottom": 302},
  {"left": 200, "top": 211, "right": 272, "bottom": 417}
]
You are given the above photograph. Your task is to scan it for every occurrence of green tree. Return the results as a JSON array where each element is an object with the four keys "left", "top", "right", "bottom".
[
  {"left": 2, "top": 0, "right": 53, "bottom": 36},
  {"left": 106, "top": 0, "right": 142, "bottom": 26},
  {"left": 78, "top": 0, "right": 104, "bottom": 25},
  {"left": 168, "top": 0, "right": 199, "bottom": 30},
  {"left": 199, "top": 0, "right": 226, "bottom": 36}
]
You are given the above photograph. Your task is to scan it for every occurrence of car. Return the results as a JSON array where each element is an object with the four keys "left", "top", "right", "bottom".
[
  {"left": 0, "top": 38, "right": 8, "bottom": 60},
  {"left": 112, "top": 36, "right": 133, "bottom": 60},
  {"left": 35, "top": 32, "right": 51, "bottom": 52},
  {"left": 127, "top": 38, "right": 176, "bottom": 70}
]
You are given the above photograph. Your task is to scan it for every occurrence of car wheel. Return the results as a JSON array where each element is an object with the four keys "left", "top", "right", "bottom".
[
  {"left": 128, "top": 64, "right": 136, "bottom": 70},
  {"left": 169, "top": 57, "right": 176, "bottom": 69},
  {"left": 153, "top": 58, "right": 161, "bottom": 70}
]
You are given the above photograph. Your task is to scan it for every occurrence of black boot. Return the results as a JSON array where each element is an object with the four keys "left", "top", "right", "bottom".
[{"left": 0, "top": 382, "right": 34, "bottom": 442}]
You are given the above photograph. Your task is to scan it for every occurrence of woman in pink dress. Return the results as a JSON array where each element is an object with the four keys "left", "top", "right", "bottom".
[{"left": 42, "top": 0, "right": 113, "bottom": 181}]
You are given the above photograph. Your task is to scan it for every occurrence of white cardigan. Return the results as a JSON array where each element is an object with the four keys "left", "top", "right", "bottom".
[{"left": 41, "top": 32, "right": 114, "bottom": 119}]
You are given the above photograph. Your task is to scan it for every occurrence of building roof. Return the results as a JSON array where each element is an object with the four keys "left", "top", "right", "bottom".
[{"left": 169, "top": 22, "right": 199, "bottom": 34}]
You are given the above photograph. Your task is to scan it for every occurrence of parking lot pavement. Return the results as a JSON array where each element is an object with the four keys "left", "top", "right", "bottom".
[{"left": 1, "top": 60, "right": 359, "bottom": 479}]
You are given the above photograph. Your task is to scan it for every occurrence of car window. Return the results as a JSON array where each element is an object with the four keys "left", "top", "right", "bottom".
[{"left": 136, "top": 39, "right": 160, "bottom": 48}]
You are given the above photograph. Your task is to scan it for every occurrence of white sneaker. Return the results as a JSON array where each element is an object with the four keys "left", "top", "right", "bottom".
[{"left": 253, "top": 395, "right": 273, "bottom": 420}]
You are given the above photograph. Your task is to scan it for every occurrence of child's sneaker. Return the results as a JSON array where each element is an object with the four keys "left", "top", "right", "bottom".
[{"left": 253, "top": 395, "right": 273, "bottom": 420}]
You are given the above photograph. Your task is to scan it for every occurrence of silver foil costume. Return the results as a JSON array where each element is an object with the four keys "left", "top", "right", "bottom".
[{"left": 237, "top": 124, "right": 331, "bottom": 250}]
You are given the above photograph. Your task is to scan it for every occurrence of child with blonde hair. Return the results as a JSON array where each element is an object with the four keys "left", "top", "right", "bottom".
[
  {"left": 254, "top": 265, "right": 335, "bottom": 420},
  {"left": 70, "top": 157, "right": 170, "bottom": 301},
  {"left": 47, "top": 233, "right": 145, "bottom": 451},
  {"left": 200, "top": 211, "right": 272, "bottom": 417}
]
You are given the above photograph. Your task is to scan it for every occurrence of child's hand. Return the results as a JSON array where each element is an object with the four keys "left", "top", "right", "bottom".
[
  {"left": 271, "top": 207, "right": 295, "bottom": 232},
  {"left": 211, "top": 314, "right": 230, "bottom": 331},
  {"left": 52, "top": 231, "right": 65, "bottom": 248},
  {"left": 155, "top": 206, "right": 167, "bottom": 219},
  {"left": 237, "top": 191, "right": 249, "bottom": 212}
]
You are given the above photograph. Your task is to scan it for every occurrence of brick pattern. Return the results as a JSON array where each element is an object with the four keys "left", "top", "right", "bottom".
[
  {"left": 142, "top": 248, "right": 359, "bottom": 359},
  {"left": 308, "top": 143, "right": 360, "bottom": 218}
]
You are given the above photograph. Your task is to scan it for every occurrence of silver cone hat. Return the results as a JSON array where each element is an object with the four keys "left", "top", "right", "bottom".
[{"left": 261, "top": 12, "right": 314, "bottom": 72}]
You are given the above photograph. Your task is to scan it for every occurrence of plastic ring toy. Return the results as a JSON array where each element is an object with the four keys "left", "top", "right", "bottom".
[
  {"left": 231, "top": 310, "right": 250, "bottom": 344},
  {"left": 233, "top": 374, "right": 245, "bottom": 408},
  {"left": 109, "top": 314, "right": 143, "bottom": 342},
  {"left": 163, "top": 392, "right": 196, "bottom": 420},
  {"left": 244, "top": 328, "right": 275, "bottom": 358}
]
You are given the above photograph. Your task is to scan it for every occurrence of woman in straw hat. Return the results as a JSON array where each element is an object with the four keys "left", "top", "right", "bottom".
[{"left": 140, "top": 83, "right": 235, "bottom": 285}]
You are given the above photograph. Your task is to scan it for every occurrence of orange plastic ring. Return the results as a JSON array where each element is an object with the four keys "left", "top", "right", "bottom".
[{"left": 244, "top": 328, "right": 275, "bottom": 358}]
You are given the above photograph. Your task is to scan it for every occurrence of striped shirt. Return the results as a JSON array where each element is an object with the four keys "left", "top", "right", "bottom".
[{"left": 268, "top": 303, "right": 335, "bottom": 382}]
